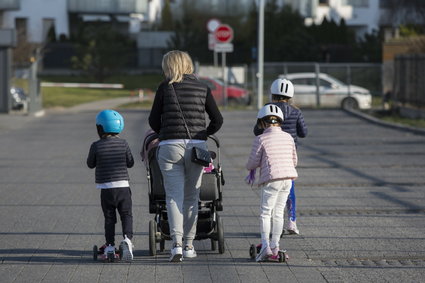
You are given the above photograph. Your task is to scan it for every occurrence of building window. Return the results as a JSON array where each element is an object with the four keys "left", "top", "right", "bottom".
[
  {"left": 15, "top": 18, "right": 28, "bottom": 43},
  {"left": 342, "top": 0, "right": 369, "bottom": 7},
  {"left": 43, "top": 18, "right": 55, "bottom": 42},
  {"left": 319, "top": 0, "right": 329, "bottom": 5}
]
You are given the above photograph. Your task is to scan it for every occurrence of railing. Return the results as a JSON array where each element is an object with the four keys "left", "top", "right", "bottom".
[{"left": 249, "top": 62, "right": 382, "bottom": 102}]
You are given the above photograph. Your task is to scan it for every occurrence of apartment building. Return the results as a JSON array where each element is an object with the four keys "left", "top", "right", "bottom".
[{"left": 0, "top": 0, "right": 152, "bottom": 44}]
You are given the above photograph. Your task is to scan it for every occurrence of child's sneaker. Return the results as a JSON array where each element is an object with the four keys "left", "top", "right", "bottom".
[
  {"left": 169, "top": 243, "right": 183, "bottom": 262},
  {"left": 120, "top": 235, "right": 134, "bottom": 261},
  {"left": 183, "top": 245, "right": 197, "bottom": 258},
  {"left": 255, "top": 245, "right": 272, "bottom": 262},
  {"left": 268, "top": 246, "right": 280, "bottom": 262},
  {"left": 286, "top": 220, "right": 299, "bottom": 235},
  {"left": 271, "top": 246, "right": 280, "bottom": 256}
]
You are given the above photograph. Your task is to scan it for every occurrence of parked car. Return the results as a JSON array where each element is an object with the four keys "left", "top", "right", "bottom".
[
  {"left": 10, "top": 87, "right": 28, "bottom": 111},
  {"left": 279, "top": 73, "right": 372, "bottom": 109},
  {"left": 198, "top": 76, "right": 250, "bottom": 105}
]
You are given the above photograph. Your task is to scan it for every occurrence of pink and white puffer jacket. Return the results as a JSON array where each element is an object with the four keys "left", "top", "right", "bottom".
[{"left": 246, "top": 126, "right": 298, "bottom": 185}]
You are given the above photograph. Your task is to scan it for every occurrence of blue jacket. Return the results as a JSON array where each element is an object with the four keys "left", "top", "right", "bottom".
[{"left": 253, "top": 102, "right": 308, "bottom": 146}]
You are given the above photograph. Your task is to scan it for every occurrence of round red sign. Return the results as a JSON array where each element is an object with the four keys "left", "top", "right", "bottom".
[{"left": 214, "top": 24, "right": 233, "bottom": 43}]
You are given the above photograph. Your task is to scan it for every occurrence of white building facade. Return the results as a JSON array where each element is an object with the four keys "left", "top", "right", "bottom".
[
  {"left": 309, "top": 0, "right": 381, "bottom": 37},
  {"left": 0, "top": 0, "right": 154, "bottom": 44},
  {"left": 2, "top": 0, "right": 69, "bottom": 43}
]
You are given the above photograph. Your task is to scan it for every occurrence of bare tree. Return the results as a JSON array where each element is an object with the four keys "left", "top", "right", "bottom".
[
  {"left": 383, "top": 0, "right": 425, "bottom": 26},
  {"left": 12, "top": 28, "right": 40, "bottom": 68}
]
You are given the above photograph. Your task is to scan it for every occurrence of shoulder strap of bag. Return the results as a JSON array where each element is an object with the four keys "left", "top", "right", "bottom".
[{"left": 170, "top": 84, "right": 192, "bottom": 140}]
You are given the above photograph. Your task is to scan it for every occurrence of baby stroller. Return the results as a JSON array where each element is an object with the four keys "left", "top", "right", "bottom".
[{"left": 141, "top": 131, "right": 225, "bottom": 256}]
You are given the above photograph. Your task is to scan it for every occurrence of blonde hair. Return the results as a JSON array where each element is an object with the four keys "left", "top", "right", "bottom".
[{"left": 162, "top": 50, "right": 194, "bottom": 84}]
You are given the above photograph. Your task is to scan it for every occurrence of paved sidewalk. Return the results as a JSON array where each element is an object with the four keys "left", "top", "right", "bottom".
[{"left": 0, "top": 102, "right": 424, "bottom": 282}]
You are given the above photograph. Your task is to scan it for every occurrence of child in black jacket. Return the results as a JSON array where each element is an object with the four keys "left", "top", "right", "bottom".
[{"left": 87, "top": 109, "right": 135, "bottom": 261}]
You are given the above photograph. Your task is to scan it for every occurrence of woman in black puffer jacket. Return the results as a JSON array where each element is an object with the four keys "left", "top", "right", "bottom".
[{"left": 149, "top": 50, "right": 223, "bottom": 262}]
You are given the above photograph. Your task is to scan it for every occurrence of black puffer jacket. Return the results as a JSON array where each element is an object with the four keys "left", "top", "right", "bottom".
[
  {"left": 87, "top": 136, "right": 134, "bottom": 184},
  {"left": 149, "top": 74, "right": 223, "bottom": 141},
  {"left": 254, "top": 102, "right": 308, "bottom": 146}
]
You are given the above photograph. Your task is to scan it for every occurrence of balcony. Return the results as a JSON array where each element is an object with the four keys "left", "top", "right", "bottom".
[
  {"left": 68, "top": 0, "right": 147, "bottom": 14},
  {"left": 0, "top": 0, "right": 20, "bottom": 10}
]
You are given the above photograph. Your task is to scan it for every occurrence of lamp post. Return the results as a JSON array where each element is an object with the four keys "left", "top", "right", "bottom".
[{"left": 257, "top": 0, "right": 265, "bottom": 110}]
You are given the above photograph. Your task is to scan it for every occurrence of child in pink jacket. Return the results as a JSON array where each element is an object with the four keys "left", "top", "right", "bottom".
[{"left": 246, "top": 104, "right": 298, "bottom": 262}]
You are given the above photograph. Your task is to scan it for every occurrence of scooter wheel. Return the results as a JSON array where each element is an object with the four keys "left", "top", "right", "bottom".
[
  {"left": 93, "top": 245, "right": 98, "bottom": 261},
  {"left": 249, "top": 244, "right": 256, "bottom": 259},
  {"left": 256, "top": 244, "right": 262, "bottom": 254},
  {"left": 278, "top": 250, "right": 289, "bottom": 262},
  {"left": 107, "top": 252, "right": 115, "bottom": 262}
]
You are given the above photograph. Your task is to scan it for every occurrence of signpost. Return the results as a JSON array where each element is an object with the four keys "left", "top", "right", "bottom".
[
  {"left": 212, "top": 23, "right": 234, "bottom": 107},
  {"left": 207, "top": 19, "right": 220, "bottom": 67},
  {"left": 214, "top": 24, "right": 233, "bottom": 43}
]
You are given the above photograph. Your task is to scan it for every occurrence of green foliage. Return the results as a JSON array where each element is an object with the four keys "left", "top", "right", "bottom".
[
  {"left": 159, "top": 0, "right": 174, "bottom": 30},
  {"left": 46, "top": 25, "right": 56, "bottom": 43},
  {"left": 70, "top": 22, "right": 135, "bottom": 82},
  {"left": 166, "top": 1, "right": 382, "bottom": 64},
  {"left": 399, "top": 24, "right": 425, "bottom": 37}
]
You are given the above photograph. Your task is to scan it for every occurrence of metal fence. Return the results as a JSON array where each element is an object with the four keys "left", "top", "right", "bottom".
[
  {"left": 249, "top": 62, "right": 383, "bottom": 103},
  {"left": 393, "top": 54, "right": 425, "bottom": 107}
]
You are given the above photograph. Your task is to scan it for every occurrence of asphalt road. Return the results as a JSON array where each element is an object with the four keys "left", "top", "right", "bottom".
[{"left": 0, "top": 107, "right": 424, "bottom": 283}]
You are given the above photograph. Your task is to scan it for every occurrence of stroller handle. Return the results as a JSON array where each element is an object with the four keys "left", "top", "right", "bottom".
[{"left": 208, "top": 135, "right": 220, "bottom": 148}]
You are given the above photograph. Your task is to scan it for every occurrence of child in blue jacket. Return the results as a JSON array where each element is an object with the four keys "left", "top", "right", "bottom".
[{"left": 253, "top": 78, "right": 308, "bottom": 234}]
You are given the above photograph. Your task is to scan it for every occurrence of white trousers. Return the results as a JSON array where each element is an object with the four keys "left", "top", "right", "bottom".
[{"left": 259, "top": 179, "right": 292, "bottom": 248}]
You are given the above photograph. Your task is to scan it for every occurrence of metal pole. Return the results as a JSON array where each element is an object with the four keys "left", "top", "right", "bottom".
[
  {"left": 0, "top": 48, "right": 12, "bottom": 113},
  {"left": 346, "top": 65, "right": 351, "bottom": 97},
  {"left": 214, "top": 51, "right": 218, "bottom": 68},
  {"left": 28, "top": 49, "right": 42, "bottom": 115},
  {"left": 222, "top": 51, "right": 227, "bottom": 108},
  {"left": 257, "top": 0, "right": 265, "bottom": 110},
  {"left": 315, "top": 63, "right": 321, "bottom": 107}
]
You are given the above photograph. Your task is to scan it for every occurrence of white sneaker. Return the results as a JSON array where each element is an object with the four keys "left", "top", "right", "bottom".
[
  {"left": 286, "top": 220, "right": 300, "bottom": 235},
  {"left": 120, "top": 235, "right": 134, "bottom": 261},
  {"left": 169, "top": 244, "right": 183, "bottom": 262},
  {"left": 183, "top": 245, "right": 197, "bottom": 258}
]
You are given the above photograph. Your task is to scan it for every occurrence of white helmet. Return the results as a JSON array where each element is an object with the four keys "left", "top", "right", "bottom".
[
  {"left": 257, "top": 104, "right": 284, "bottom": 124},
  {"left": 270, "top": 78, "right": 294, "bottom": 98}
]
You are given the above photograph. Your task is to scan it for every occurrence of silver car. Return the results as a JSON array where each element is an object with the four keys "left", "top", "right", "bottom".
[{"left": 279, "top": 73, "right": 372, "bottom": 109}]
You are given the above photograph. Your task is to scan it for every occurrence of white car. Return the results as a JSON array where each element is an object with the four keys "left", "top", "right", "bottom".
[{"left": 279, "top": 73, "right": 372, "bottom": 109}]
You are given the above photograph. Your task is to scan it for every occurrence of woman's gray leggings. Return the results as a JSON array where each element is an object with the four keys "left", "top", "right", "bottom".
[{"left": 157, "top": 142, "right": 206, "bottom": 246}]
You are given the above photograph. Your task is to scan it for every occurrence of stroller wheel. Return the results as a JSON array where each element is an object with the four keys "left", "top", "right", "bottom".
[
  {"left": 93, "top": 245, "right": 98, "bottom": 261},
  {"left": 118, "top": 244, "right": 123, "bottom": 260},
  {"left": 149, "top": 220, "right": 157, "bottom": 256},
  {"left": 211, "top": 239, "right": 216, "bottom": 251},
  {"left": 217, "top": 215, "right": 225, "bottom": 254},
  {"left": 160, "top": 239, "right": 165, "bottom": 252}
]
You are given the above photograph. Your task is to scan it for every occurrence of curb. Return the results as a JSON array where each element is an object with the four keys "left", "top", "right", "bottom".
[{"left": 344, "top": 108, "right": 425, "bottom": 136}]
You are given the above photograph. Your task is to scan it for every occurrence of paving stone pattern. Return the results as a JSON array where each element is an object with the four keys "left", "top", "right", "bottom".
[{"left": 0, "top": 108, "right": 424, "bottom": 283}]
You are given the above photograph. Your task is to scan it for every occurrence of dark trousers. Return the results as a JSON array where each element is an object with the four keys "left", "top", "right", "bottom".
[{"left": 100, "top": 187, "right": 133, "bottom": 246}]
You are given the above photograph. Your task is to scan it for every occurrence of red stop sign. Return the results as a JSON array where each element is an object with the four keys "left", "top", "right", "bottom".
[{"left": 214, "top": 24, "right": 233, "bottom": 43}]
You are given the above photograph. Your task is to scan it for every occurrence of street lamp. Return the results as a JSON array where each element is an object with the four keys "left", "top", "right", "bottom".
[{"left": 257, "top": 0, "right": 264, "bottom": 110}]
